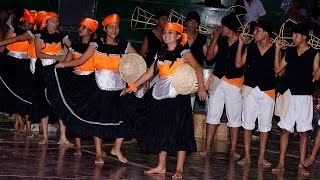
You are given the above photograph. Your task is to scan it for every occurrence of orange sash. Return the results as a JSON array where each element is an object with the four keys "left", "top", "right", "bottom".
[
  {"left": 73, "top": 53, "right": 95, "bottom": 71},
  {"left": 93, "top": 52, "right": 121, "bottom": 71},
  {"left": 158, "top": 59, "right": 185, "bottom": 78}
]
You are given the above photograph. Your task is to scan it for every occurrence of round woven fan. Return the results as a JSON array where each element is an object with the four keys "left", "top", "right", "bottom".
[
  {"left": 172, "top": 63, "right": 198, "bottom": 95},
  {"left": 119, "top": 54, "right": 147, "bottom": 83}
]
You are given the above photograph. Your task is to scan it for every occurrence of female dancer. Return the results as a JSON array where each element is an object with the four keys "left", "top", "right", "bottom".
[
  {"left": 0, "top": 9, "right": 37, "bottom": 136},
  {"left": 91, "top": 14, "right": 137, "bottom": 164},
  {"left": 121, "top": 22, "right": 206, "bottom": 179},
  {"left": 34, "top": 11, "right": 71, "bottom": 145},
  {"left": 54, "top": 18, "right": 99, "bottom": 155}
]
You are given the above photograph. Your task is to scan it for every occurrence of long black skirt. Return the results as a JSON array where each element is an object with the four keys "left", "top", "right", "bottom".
[
  {"left": 46, "top": 68, "right": 99, "bottom": 139},
  {"left": 0, "top": 53, "right": 33, "bottom": 115},
  {"left": 46, "top": 67, "right": 136, "bottom": 140},
  {"left": 28, "top": 60, "right": 58, "bottom": 124},
  {"left": 138, "top": 94, "right": 196, "bottom": 154}
]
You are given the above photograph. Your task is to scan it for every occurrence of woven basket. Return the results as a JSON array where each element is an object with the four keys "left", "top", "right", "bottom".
[
  {"left": 193, "top": 112, "right": 206, "bottom": 139},
  {"left": 214, "top": 123, "right": 229, "bottom": 141},
  {"left": 172, "top": 64, "right": 198, "bottom": 95},
  {"left": 119, "top": 54, "right": 147, "bottom": 83}
]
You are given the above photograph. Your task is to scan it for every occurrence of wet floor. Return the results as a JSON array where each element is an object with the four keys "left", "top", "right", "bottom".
[{"left": 0, "top": 127, "right": 319, "bottom": 179}]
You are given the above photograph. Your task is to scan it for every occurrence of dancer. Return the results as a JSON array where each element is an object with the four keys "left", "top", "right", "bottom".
[
  {"left": 34, "top": 11, "right": 71, "bottom": 145},
  {"left": 91, "top": 14, "right": 136, "bottom": 164},
  {"left": 0, "top": 9, "right": 37, "bottom": 136},
  {"left": 200, "top": 13, "right": 243, "bottom": 159},
  {"left": 235, "top": 20, "right": 275, "bottom": 167},
  {"left": 54, "top": 17, "right": 98, "bottom": 155},
  {"left": 272, "top": 23, "right": 320, "bottom": 176},
  {"left": 121, "top": 22, "right": 206, "bottom": 179}
]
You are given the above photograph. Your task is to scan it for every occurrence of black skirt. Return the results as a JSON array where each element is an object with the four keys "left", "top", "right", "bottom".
[
  {"left": 0, "top": 53, "right": 33, "bottom": 115},
  {"left": 138, "top": 94, "right": 196, "bottom": 154},
  {"left": 46, "top": 67, "right": 99, "bottom": 139},
  {"left": 28, "top": 60, "right": 58, "bottom": 124}
]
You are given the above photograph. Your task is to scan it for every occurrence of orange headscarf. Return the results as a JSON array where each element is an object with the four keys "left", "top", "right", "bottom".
[
  {"left": 36, "top": 11, "right": 48, "bottom": 23},
  {"left": 102, "top": 14, "right": 120, "bottom": 27},
  {"left": 164, "top": 23, "right": 187, "bottom": 46},
  {"left": 20, "top": 9, "right": 37, "bottom": 24},
  {"left": 80, "top": 18, "right": 98, "bottom": 32},
  {"left": 41, "top": 12, "right": 58, "bottom": 30}
]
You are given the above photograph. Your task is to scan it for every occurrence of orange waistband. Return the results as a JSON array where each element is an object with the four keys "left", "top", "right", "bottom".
[{"left": 221, "top": 76, "right": 244, "bottom": 88}]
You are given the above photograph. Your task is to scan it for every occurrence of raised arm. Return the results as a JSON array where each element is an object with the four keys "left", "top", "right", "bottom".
[
  {"left": 235, "top": 34, "right": 247, "bottom": 68},
  {"left": 274, "top": 40, "right": 287, "bottom": 74},
  {"left": 206, "top": 29, "right": 220, "bottom": 61}
]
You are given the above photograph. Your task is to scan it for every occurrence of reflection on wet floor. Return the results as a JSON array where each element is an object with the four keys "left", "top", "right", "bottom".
[{"left": 0, "top": 127, "right": 319, "bottom": 179}]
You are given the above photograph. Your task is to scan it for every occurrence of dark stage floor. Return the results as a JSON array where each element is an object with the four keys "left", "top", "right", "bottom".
[{"left": 0, "top": 127, "right": 319, "bottom": 179}]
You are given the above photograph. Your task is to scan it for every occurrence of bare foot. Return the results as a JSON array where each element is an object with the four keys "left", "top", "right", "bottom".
[
  {"left": 272, "top": 165, "right": 285, "bottom": 174},
  {"left": 74, "top": 151, "right": 82, "bottom": 156},
  {"left": 230, "top": 152, "right": 240, "bottom": 160},
  {"left": 237, "top": 157, "right": 251, "bottom": 166},
  {"left": 258, "top": 158, "right": 271, "bottom": 167},
  {"left": 58, "top": 139, "right": 74, "bottom": 147},
  {"left": 102, "top": 151, "right": 107, "bottom": 158},
  {"left": 302, "top": 157, "right": 315, "bottom": 168},
  {"left": 95, "top": 157, "right": 104, "bottom": 165},
  {"left": 25, "top": 132, "right": 34, "bottom": 138},
  {"left": 144, "top": 166, "right": 166, "bottom": 174},
  {"left": 298, "top": 163, "right": 310, "bottom": 176},
  {"left": 38, "top": 138, "right": 48, "bottom": 145},
  {"left": 111, "top": 149, "right": 128, "bottom": 163},
  {"left": 199, "top": 150, "right": 210, "bottom": 158},
  {"left": 172, "top": 170, "right": 183, "bottom": 179}
]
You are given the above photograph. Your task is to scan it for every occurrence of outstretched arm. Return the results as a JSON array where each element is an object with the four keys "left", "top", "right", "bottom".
[
  {"left": 55, "top": 44, "right": 96, "bottom": 68},
  {"left": 0, "top": 31, "right": 33, "bottom": 47}
]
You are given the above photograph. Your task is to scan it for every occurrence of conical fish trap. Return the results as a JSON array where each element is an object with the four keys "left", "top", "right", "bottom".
[
  {"left": 172, "top": 63, "right": 198, "bottom": 95},
  {"left": 120, "top": 54, "right": 147, "bottom": 83}
]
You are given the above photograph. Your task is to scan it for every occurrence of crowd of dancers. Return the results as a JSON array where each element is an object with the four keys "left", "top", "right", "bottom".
[{"left": 1, "top": 5, "right": 320, "bottom": 178}]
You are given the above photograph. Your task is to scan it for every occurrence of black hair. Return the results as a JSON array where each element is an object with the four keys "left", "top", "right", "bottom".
[
  {"left": 292, "top": 23, "right": 310, "bottom": 39},
  {"left": 186, "top": 11, "right": 201, "bottom": 24},
  {"left": 154, "top": 10, "right": 169, "bottom": 20}
]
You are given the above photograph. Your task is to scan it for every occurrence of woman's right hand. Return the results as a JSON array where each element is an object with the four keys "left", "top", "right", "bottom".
[
  {"left": 120, "top": 87, "right": 133, "bottom": 96},
  {"left": 55, "top": 55, "right": 66, "bottom": 62}
]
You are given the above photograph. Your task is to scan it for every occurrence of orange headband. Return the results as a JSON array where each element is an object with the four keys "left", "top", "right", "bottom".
[
  {"left": 41, "top": 12, "right": 58, "bottom": 30},
  {"left": 164, "top": 23, "right": 188, "bottom": 46},
  {"left": 20, "top": 9, "right": 37, "bottom": 24},
  {"left": 36, "top": 11, "right": 48, "bottom": 23},
  {"left": 102, "top": 14, "right": 120, "bottom": 27},
  {"left": 80, "top": 18, "right": 98, "bottom": 32}
]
